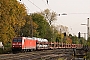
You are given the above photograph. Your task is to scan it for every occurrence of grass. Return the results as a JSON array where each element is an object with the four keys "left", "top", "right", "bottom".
[{"left": 57, "top": 58, "right": 64, "bottom": 60}]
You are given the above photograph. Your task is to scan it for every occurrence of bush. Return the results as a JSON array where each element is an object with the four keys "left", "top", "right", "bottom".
[
  {"left": 87, "top": 52, "right": 90, "bottom": 60},
  {"left": 3, "top": 47, "right": 12, "bottom": 54},
  {"left": 0, "top": 48, "right": 3, "bottom": 54}
]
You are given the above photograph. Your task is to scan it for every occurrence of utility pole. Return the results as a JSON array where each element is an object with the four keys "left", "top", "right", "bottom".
[
  {"left": 87, "top": 18, "right": 89, "bottom": 40},
  {"left": 60, "top": 29, "right": 62, "bottom": 43},
  {"left": 81, "top": 18, "right": 89, "bottom": 40}
]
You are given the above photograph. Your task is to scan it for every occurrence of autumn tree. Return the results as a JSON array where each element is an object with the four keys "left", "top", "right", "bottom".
[
  {"left": 0, "top": 0, "right": 27, "bottom": 45},
  {"left": 41, "top": 9, "right": 57, "bottom": 26}
]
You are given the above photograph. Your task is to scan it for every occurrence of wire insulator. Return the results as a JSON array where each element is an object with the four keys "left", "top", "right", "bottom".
[{"left": 47, "top": 0, "right": 48, "bottom": 4}]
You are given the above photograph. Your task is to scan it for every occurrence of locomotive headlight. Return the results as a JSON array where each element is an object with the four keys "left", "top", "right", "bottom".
[
  {"left": 13, "top": 46, "right": 14, "bottom": 47},
  {"left": 20, "top": 46, "right": 21, "bottom": 47},
  {"left": 13, "top": 44, "right": 15, "bottom": 45},
  {"left": 19, "top": 44, "right": 21, "bottom": 45}
]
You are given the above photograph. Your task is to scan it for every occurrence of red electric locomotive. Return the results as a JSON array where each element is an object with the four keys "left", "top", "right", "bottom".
[{"left": 12, "top": 37, "right": 37, "bottom": 51}]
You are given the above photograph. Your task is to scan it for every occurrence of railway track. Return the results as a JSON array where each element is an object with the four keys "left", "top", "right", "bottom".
[{"left": 0, "top": 49, "right": 74, "bottom": 60}]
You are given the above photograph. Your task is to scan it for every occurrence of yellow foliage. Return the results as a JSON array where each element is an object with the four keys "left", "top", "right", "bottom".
[
  {"left": 0, "top": 0, "right": 27, "bottom": 45},
  {"left": 61, "top": 33, "right": 64, "bottom": 39}
]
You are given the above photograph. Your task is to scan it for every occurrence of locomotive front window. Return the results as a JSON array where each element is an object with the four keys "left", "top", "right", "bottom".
[
  {"left": 13, "top": 39, "right": 17, "bottom": 42},
  {"left": 18, "top": 39, "right": 22, "bottom": 42}
]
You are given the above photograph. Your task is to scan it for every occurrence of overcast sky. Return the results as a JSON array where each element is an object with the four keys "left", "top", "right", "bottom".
[{"left": 18, "top": 0, "right": 90, "bottom": 38}]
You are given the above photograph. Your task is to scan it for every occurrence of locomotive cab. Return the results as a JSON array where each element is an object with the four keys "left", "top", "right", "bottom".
[{"left": 12, "top": 37, "right": 22, "bottom": 51}]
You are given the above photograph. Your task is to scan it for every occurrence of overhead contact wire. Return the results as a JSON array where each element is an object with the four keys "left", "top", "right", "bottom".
[{"left": 28, "top": 0, "right": 42, "bottom": 11}]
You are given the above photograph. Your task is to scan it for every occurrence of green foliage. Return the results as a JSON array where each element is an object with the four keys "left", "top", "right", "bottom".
[
  {"left": 31, "top": 13, "right": 45, "bottom": 38},
  {"left": 31, "top": 13, "right": 53, "bottom": 41},
  {"left": 48, "top": 26, "right": 58, "bottom": 42},
  {"left": 80, "top": 37, "right": 86, "bottom": 45},
  {"left": 87, "top": 37, "right": 90, "bottom": 46},
  {"left": 69, "top": 34, "right": 87, "bottom": 45},
  {"left": 0, "top": 48, "right": 3, "bottom": 54},
  {"left": 20, "top": 15, "right": 38, "bottom": 37},
  {"left": 87, "top": 52, "right": 90, "bottom": 60},
  {"left": 56, "top": 34, "right": 61, "bottom": 42},
  {"left": 70, "top": 35, "right": 80, "bottom": 44}
]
